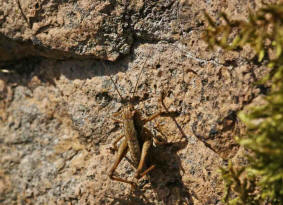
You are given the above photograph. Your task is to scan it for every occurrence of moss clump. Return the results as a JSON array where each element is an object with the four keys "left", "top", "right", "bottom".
[{"left": 204, "top": 3, "right": 283, "bottom": 205}]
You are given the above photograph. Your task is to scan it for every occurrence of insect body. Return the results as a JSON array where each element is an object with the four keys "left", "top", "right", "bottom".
[
  {"left": 102, "top": 59, "right": 165, "bottom": 188},
  {"left": 123, "top": 105, "right": 141, "bottom": 167}
]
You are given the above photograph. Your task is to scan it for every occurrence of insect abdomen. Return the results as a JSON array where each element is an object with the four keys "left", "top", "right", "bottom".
[{"left": 124, "top": 119, "right": 141, "bottom": 167}]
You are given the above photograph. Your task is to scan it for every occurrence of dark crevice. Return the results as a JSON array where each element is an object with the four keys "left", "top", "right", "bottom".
[{"left": 1, "top": 57, "right": 42, "bottom": 75}]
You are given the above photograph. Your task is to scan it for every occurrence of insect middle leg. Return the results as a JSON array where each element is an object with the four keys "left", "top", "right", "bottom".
[
  {"left": 142, "top": 93, "right": 169, "bottom": 123},
  {"left": 108, "top": 138, "right": 137, "bottom": 188},
  {"left": 142, "top": 111, "right": 164, "bottom": 123}
]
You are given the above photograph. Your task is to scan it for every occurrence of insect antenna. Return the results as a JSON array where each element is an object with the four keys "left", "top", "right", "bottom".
[
  {"left": 101, "top": 61, "right": 125, "bottom": 102},
  {"left": 131, "top": 53, "right": 151, "bottom": 100}
]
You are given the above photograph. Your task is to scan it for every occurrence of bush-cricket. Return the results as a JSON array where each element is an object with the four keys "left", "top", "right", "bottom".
[{"left": 101, "top": 56, "right": 170, "bottom": 189}]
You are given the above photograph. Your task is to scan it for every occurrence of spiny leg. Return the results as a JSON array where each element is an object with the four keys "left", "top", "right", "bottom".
[
  {"left": 110, "top": 115, "right": 123, "bottom": 153},
  {"left": 111, "top": 134, "right": 124, "bottom": 152},
  {"left": 160, "top": 90, "right": 187, "bottom": 139},
  {"left": 142, "top": 110, "right": 179, "bottom": 124},
  {"left": 153, "top": 121, "right": 172, "bottom": 145},
  {"left": 111, "top": 117, "right": 123, "bottom": 123},
  {"left": 134, "top": 139, "right": 155, "bottom": 179},
  {"left": 111, "top": 111, "right": 124, "bottom": 123},
  {"left": 142, "top": 111, "right": 163, "bottom": 123},
  {"left": 142, "top": 91, "right": 169, "bottom": 123},
  {"left": 138, "top": 164, "right": 156, "bottom": 178},
  {"left": 108, "top": 139, "right": 136, "bottom": 189},
  {"left": 109, "top": 135, "right": 137, "bottom": 169}
]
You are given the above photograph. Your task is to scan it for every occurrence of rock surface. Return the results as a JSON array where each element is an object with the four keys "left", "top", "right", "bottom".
[
  {"left": 0, "top": 0, "right": 182, "bottom": 61},
  {"left": 0, "top": 0, "right": 276, "bottom": 204}
]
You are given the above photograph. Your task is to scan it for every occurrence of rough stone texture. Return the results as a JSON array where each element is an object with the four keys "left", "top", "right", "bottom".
[
  {"left": 0, "top": 0, "right": 277, "bottom": 204},
  {"left": 0, "top": 0, "right": 182, "bottom": 62}
]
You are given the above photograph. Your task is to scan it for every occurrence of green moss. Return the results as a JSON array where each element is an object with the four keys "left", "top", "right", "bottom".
[{"left": 204, "top": 3, "right": 283, "bottom": 205}]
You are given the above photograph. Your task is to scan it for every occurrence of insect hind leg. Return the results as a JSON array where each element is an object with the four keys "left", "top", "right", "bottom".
[{"left": 108, "top": 139, "right": 137, "bottom": 189}]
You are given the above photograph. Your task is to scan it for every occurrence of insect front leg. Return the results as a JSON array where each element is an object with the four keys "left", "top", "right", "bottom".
[
  {"left": 111, "top": 117, "right": 123, "bottom": 123},
  {"left": 110, "top": 114, "right": 124, "bottom": 152},
  {"left": 111, "top": 111, "right": 123, "bottom": 123},
  {"left": 108, "top": 138, "right": 137, "bottom": 188},
  {"left": 110, "top": 134, "right": 124, "bottom": 152}
]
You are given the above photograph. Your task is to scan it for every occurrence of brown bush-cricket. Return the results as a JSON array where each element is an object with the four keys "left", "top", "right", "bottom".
[{"left": 101, "top": 56, "right": 171, "bottom": 189}]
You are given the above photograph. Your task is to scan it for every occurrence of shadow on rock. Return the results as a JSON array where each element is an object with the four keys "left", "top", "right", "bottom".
[
  {"left": 146, "top": 139, "right": 194, "bottom": 205},
  {"left": 106, "top": 139, "right": 194, "bottom": 205},
  {"left": 0, "top": 54, "right": 131, "bottom": 87},
  {"left": 109, "top": 194, "right": 155, "bottom": 205}
]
